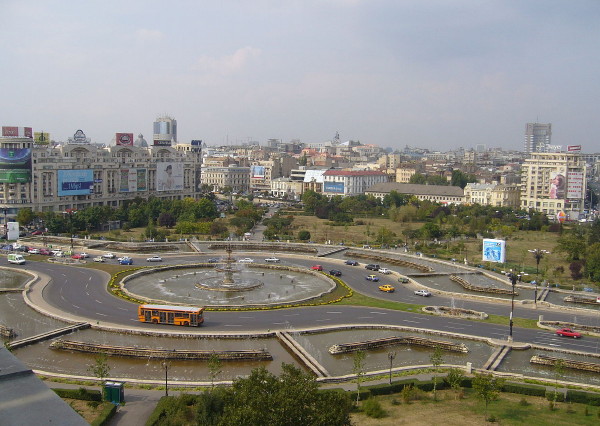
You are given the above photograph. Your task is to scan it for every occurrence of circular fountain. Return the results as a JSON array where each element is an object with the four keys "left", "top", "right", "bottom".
[{"left": 123, "top": 247, "right": 335, "bottom": 307}]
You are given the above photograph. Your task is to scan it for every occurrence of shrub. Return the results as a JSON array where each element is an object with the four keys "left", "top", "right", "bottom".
[
  {"left": 502, "top": 382, "right": 546, "bottom": 397},
  {"left": 519, "top": 398, "right": 530, "bottom": 406},
  {"left": 52, "top": 387, "right": 102, "bottom": 402},
  {"left": 362, "top": 398, "right": 386, "bottom": 418},
  {"left": 546, "top": 391, "right": 565, "bottom": 402},
  {"left": 566, "top": 389, "right": 600, "bottom": 406},
  {"left": 90, "top": 403, "right": 117, "bottom": 426}
]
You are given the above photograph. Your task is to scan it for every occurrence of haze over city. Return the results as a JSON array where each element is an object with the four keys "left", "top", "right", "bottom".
[{"left": 2, "top": 0, "right": 599, "bottom": 151}]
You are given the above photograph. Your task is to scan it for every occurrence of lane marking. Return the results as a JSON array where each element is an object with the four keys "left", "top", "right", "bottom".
[
  {"left": 72, "top": 305, "right": 81, "bottom": 309},
  {"left": 326, "top": 311, "right": 342, "bottom": 314},
  {"left": 96, "top": 313, "right": 107, "bottom": 317},
  {"left": 369, "top": 312, "right": 387, "bottom": 315},
  {"left": 283, "top": 313, "right": 300, "bottom": 317},
  {"left": 358, "top": 316, "right": 373, "bottom": 319},
  {"left": 95, "top": 299, "right": 103, "bottom": 304},
  {"left": 224, "top": 324, "right": 242, "bottom": 327},
  {"left": 402, "top": 320, "right": 420, "bottom": 324}
]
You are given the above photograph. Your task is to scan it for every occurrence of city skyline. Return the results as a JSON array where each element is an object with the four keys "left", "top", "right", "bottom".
[{"left": 2, "top": 1, "right": 599, "bottom": 151}]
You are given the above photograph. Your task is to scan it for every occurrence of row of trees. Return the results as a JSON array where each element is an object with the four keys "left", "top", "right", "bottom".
[{"left": 554, "top": 220, "right": 600, "bottom": 281}]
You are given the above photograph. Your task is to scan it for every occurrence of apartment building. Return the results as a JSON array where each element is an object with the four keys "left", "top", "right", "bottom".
[{"left": 464, "top": 183, "right": 521, "bottom": 208}]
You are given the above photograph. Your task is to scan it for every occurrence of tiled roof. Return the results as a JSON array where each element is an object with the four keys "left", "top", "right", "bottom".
[{"left": 323, "top": 170, "right": 386, "bottom": 176}]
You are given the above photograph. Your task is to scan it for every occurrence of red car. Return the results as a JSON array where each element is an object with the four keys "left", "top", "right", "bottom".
[
  {"left": 311, "top": 265, "right": 323, "bottom": 271},
  {"left": 31, "top": 230, "right": 44, "bottom": 235},
  {"left": 555, "top": 328, "right": 582, "bottom": 338},
  {"left": 39, "top": 248, "right": 51, "bottom": 255}
]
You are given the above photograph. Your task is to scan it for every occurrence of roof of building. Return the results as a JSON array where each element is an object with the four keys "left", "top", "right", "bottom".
[
  {"left": 323, "top": 170, "right": 386, "bottom": 176},
  {"left": 365, "top": 182, "right": 465, "bottom": 197},
  {"left": 0, "top": 348, "right": 88, "bottom": 425}
]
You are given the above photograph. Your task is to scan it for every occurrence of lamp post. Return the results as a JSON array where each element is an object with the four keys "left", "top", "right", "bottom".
[
  {"left": 64, "top": 209, "right": 76, "bottom": 253},
  {"left": 2, "top": 207, "right": 8, "bottom": 239},
  {"left": 388, "top": 351, "right": 396, "bottom": 384},
  {"left": 506, "top": 269, "right": 519, "bottom": 341},
  {"left": 162, "top": 360, "right": 169, "bottom": 397}
]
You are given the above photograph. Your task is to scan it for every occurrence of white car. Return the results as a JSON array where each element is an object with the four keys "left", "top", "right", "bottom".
[
  {"left": 378, "top": 268, "right": 392, "bottom": 274},
  {"left": 146, "top": 255, "right": 163, "bottom": 262},
  {"left": 238, "top": 258, "right": 254, "bottom": 263},
  {"left": 51, "top": 250, "right": 63, "bottom": 257},
  {"left": 414, "top": 289, "right": 432, "bottom": 297},
  {"left": 93, "top": 256, "right": 104, "bottom": 262},
  {"left": 79, "top": 252, "right": 89, "bottom": 258},
  {"left": 28, "top": 248, "right": 40, "bottom": 254},
  {"left": 264, "top": 257, "right": 280, "bottom": 263},
  {"left": 102, "top": 252, "right": 116, "bottom": 259}
]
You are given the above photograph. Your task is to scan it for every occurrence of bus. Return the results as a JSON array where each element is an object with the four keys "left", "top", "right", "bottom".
[{"left": 138, "top": 304, "right": 204, "bottom": 327}]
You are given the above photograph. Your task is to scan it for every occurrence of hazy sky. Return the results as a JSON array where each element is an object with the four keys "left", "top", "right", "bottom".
[{"left": 2, "top": 1, "right": 599, "bottom": 151}]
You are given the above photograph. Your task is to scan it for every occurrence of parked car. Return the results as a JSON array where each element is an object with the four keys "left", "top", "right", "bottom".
[
  {"left": 264, "top": 257, "right": 280, "bottom": 263},
  {"left": 27, "top": 248, "right": 40, "bottom": 254},
  {"left": 345, "top": 260, "right": 359, "bottom": 266},
  {"left": 414, "top": 289, "right": 432, "bottom": 297},
  {"left": 555, "top": 328, "right": 582, "bottom": 338},
  {"left": 71, "top": 254, "right": 84, "bottom": 259},
  {"left": 365, "top": 264, "right": 380, "bottom": 271},
  {"left": 238, "top": 258, "right": 254, "bottom": 263},
  {"left": 93, "top": 256, "right": 104, "bottom": 262},
  {"left": 31, "top": 230, "right": 44, "bottom": 235},
  {"left": 39, "top": 248, "right": 51, "bottom": 255},
  {"left": 378, "top": 268, "right": 392, "bottom": 274},
  {"left": 79, "top": 252, "right": 89, "bottom": 258},
  {"left": 102, "top": 252, "right": 116, "bottom": 259},
  {"left": 328, "top": 269, "right": 342, "bottom": 276},
  {"left": 146, "top": 256, "right": 163, "bottom": 262},
  {"left": 379, "top": 284, "right": 395, "bottom": 293},
  {"left": 398, "top": 277, "right": 410, "bottom": 283},
  {"left": 51, "top": 250, "right": 63, "bottom": 257},
  {"left": 311, "top": 265, "right": 323, "bottom": 271},
  {"left": 119, "top": 257, "right": 133, "bottom": 265},
  {"left": 207, "top": 258, "right": 220, "bottom": 263},
  {"left": 366, "top": 275, "right": 380, "bottom": 282}
]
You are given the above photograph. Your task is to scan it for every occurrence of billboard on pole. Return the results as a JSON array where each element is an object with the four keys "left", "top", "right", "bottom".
[{"left": 482, "top": 239, "right": 506, "bottom": 263}]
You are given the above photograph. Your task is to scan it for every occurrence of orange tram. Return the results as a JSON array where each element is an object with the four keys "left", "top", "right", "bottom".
[{"left": 138, "top": 304, "right": 204, "bottom": 326}]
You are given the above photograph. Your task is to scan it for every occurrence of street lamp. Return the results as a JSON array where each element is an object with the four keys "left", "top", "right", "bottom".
[
  {"left": 2, "top": 208, "right": 8, "bottom": 239},
  {"left": 63, "top": 209, "right": 76, "bottom": 253},
  {"left": 528, "top": 249, "right": 550, "bottom": 276},
  {"left": 506, "top": 269, "right": 519, "bottom": 341},
  {"left": 388, "top": 351, "right": 396, "bottom": 385},
  {"left": 162, "top": 360, "right": 170, "bottom": 397}
]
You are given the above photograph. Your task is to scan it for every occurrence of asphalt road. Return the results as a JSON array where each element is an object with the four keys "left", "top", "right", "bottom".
[{"left": 20, "top": 252, "right": 600, "bottom": 354}]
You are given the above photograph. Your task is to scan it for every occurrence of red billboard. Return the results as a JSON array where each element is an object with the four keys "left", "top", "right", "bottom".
[
  {"left": 116, "top": 133, "right": 134, "bottom": 146},
  {"left": 2, "top": 126, "right": 33, "bottom": 138}
]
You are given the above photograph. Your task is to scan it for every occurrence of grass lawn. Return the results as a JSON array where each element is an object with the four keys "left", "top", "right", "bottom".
[
  {"left": 62, "top": 398, "right": 113, "bottom": 424},
  {"left": 352, "top": 388, "right": 600, "bottom": 425}
]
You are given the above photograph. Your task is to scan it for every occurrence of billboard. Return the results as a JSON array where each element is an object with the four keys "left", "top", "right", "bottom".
[
  {"left": 324, "top": 181, "right": 345, "bottom": 193},
  {"left": 153, "top": 139, "right": 171, "bottom": 146},
  {"left": 0, "top": 148, "right": 32, "bottom": 183},
  {"left": 156, "top": 162, "right": 183, "bottom": 191},
  {"left": 116, "top": 133, "right": 134, "bottom": 146},
  {"left": 567, "top": 145, "right": 582, "bottom": 152},
  {"left": 34, "top": 132, "right": 51, "bottom": 144},
  {"left": 57, "top": 169, "right": 94, "bottom": 196},
  {"left": 7, "top": 222, "right": 19, "bottom": 241},
  {"left": 567, "top": 171, "right": 584, "bottom": 200},
  {"left": 549, "top": 169, "right": 566, "bottom": 200},
  {"left": 2, "top": 126, "right": 32, "bottom": 138},
  {"left": 482, "top": 239, "right": 506, "bottom": 263},
  {"left": 119, "top": 168, "right": 148, "bottom": 192},
  {"left": 251, "top": 165, "right": 265, "bottom": 179}
]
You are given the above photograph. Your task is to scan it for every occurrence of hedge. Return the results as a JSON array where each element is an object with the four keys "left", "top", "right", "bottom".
[
  {"left": 52, "top": 387, "right": 102, "bottom": 402},
  {"left": 146, "top": 396, "right": 173, "bottom": 426},
  {"left": 501, "top": 382, "right": 546, "bottom": 397},
  {"left": 545, "top": 391, "right": 565, "bottom": 402},
  {"left": 90, "top": 403, "right": 117, "bottom": 426},
  {"left": 566, "top": 389, "right": 600, "bottom": 406},
  {"left": 366, "top": 379, "right": 415, "bottom": 396},
  {"left": 413, "top": 380, "right": 447, "bottom": 392},
  {"left": 348, "top": 389, "right": 372, "bottom": 402}
]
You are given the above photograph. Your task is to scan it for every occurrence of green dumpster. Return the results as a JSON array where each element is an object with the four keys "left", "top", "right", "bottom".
[{"left": 103, "top": 381, "right": 125, "bottom": 404}]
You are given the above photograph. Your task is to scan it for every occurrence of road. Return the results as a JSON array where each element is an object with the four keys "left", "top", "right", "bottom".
[{"left": 20, "top": 252, "right": 600, "bottom": 354}]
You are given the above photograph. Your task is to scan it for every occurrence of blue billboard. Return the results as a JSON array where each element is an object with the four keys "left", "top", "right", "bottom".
[
  {"left": 58, "top": 169, "right": 94, "bottom": 196},
  {"left": 482, "top": 239, "right": 506, "bottom": 263},
  {"left": 324, "top": 181, "right": 345, "bottom": 193},
  {"left": 251, "top": 165, "right": 265, "bottom": 179}
]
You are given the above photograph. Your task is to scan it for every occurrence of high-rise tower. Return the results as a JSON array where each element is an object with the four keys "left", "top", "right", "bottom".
[
  {"left": 153, "top": 116, "right": 177, "bottom": 146},
  {"left": 524, "top": 122, "right": 551, "bottom": 153}
]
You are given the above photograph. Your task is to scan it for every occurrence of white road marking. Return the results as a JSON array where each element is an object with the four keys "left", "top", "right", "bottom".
[
  {"left": 239, "top": 316, "right": 254, "bottom": 319},
  {"left": 358, "top": 316, "right": 373, "bottom": 319},
  {"left": 402, "top": 320, "right": 420, "bottom": 323},
  {"left": 369, "top": 312, "right": 387, "bottom": 315},
  {"left": 72, "top": 305, "right": 80, "bottom": 309},
  {"left": 283, "top": 313, "right": 300, "bottom": 317},
  {"left": 118, "top": 307, "right": 128, "bottom": 311},
  {"left": 224, "top": 324, "right": 242, "bottom": 327},
  {"left": 95, "top": 299, "right": 102, "bottom": 304},
  {"left": 316, "top": 319, "right": 331, "bottom": 322},
  {"left": 326, "top": 311, "right": 342, "bottom": 314},
  {"left": 445, "top": 326, "right": 465, "bottom": 330},
  {"left": 96, "top": 313, "right": 107, "bottom": 317}
]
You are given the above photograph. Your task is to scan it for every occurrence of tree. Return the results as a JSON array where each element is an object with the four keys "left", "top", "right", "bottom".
[
  {"left": 569, "top": 261, "right": 584, "bottom": 280},
  {"left": 472, "top": 373, "right": 504, "bottom": 420},
  {"left": 158, "top": 212, "right": 176, "bottom": 228},
  {"left": 553, "top": 358, "right": 565, "bottom": 406},
  {"left": 207, "top": 353, "right": 222, "bottom": 389},
  {"left": 445, "top": 368, "right": 465, "bottom": 400},
  {"left": 16, "top": 208, "right": 35, "bottom": 227},
  {"left": 87, "top": 354, "right": 110, "bottom": 383},
  {"left": 555, "top": 228, "right": 587, "bottom": 261},
  {"left": 585, "top": 242, "right": 600, "bottom": 281},
  {"left": 219, "top": 364, "right": 351, "bottom": 426},
  {"left": 297, "top": 230, "right": 311, "bottom": 241},
  {"left": 353, "top": 350, "right": 366, "bottom": 405},
  {"left": 430, "top": 346, "right": 443, "bottom": 401}
]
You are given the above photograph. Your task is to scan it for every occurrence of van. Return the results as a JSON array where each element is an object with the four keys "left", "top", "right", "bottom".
[{"left": 8, "top": 254, "right": 26, "bottom": 265}]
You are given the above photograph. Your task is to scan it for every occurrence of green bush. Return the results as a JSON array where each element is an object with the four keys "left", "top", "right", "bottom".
[
  {"left": 52, "top": 387, "right": 102, "bottom": 402},
  {"left": 90, "top": 403, "right": 117, "bottom": 426},
  {"left": 367, "top": 380, "right": 414, "bottom": 396},
  {"left": 566, "top": 389, "right": 600, "bottom": 406},
  {"left": 348, "top": 389, "right": 372, "bottom": 401},
  {"left": 502, "top": 382, "right": 546, "bottom": 397},
  {"left": 414, "top": 380, "right": 446, "bottom": 392},
  {"left": 459, "top": 377, "right": 473, "bottom": 388},
  {"left": 362, "top": 398, "right": 386, "bottom": 418},
  {"left": 546, "top": 391, "right": 565, "bottom": 402}
]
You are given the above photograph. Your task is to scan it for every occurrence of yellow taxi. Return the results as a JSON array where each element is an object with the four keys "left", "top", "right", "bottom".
[{"left": 378, "top": 284, "right": 395, "bottom": 293}]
